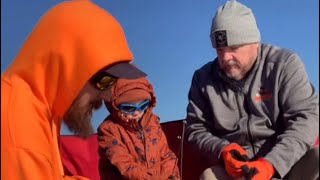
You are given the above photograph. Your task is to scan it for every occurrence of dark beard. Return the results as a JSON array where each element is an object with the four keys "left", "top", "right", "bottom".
[{"left": 63, "top": 102, "right": 95, "bottom": 139}]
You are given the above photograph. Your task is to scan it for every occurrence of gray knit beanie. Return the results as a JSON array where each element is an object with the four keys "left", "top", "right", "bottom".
[{"left": 210, "top": 0, "right": 260, "bottom": 48}]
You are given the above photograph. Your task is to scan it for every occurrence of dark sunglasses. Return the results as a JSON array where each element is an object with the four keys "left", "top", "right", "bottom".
[
  {"left": 89, "top": 72, "right": 116, "bottom": 91},
  {"left": 118, "top": 100, "right": 150, "bottom": 115}
]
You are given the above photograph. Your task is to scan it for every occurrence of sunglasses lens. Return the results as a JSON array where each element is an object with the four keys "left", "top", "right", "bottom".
[
  {"left": 119, "top": 100, "right": 150, "bottom": 114},
  {"left": 90, "top": 73, "right": 116, "bottom": 91},
  {"left": 96, "top": 76, "right": 116, "bottom": 90},
  {"left": 120, "top": 106, "right": 137, "bottom": 113}
]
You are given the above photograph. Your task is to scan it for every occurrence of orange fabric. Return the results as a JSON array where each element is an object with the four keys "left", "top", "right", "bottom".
[
  {"left": 222, "top": 143, "right": 249, "bottom": 178},
  {"left": 114, "top": 89, "right": 152, "bottom": 106},
  {"left": 1, "top": 0, "right": 134, "bottom": 179},
  {"left": 242, "top": 158, "right": 275, "bottom": 180},
  {"left": 98, "top": 78, "right": 180, "bottom": 180}
]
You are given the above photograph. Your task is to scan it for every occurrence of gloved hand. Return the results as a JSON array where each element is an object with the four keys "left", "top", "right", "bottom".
[
  {"left": 241, "top": 158, "right": 275, "bottom": 180},
  {"left": 221, "top": 143, "right": 249, "bottom": 178}
]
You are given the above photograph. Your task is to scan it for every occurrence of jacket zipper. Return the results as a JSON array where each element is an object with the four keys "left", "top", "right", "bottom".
[
  {"left": 139, "top": 128, "right": 148, "bottom": 168},
  {"left": 219, "top": 71, "right": 256, "bottom": 155},
  {"left": 240, "top": 88, "right": 256, "bottom": 155}
]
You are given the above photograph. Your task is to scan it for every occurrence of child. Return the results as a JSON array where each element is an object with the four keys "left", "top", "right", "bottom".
[{"left": 98, "top": 77, "right": 180, "bottom": 180}]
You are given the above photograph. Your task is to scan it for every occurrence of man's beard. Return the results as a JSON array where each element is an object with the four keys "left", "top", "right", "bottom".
[
  {"left": 63, "top": 100, "right": 102, "bottom": 139},
  {"left": 221, "top": 59, "right": 245, "bottom": 80}
]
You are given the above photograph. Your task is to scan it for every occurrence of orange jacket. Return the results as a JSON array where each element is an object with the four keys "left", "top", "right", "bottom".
[
  {"left": 1, "top": 0, "right": 134, "bottom": 179},
  {"left": 98, "top": 78, "right": 180, "bottom": 180}
]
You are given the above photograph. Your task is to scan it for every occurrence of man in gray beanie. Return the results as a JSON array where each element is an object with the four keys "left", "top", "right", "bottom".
[{"left": 185, "top": 0, "right": 319, "bottom": 180}]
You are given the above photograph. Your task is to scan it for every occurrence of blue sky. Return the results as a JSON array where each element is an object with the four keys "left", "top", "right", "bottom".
[{"left": 2, "top": 0, "right": 319, "bottom": 135}]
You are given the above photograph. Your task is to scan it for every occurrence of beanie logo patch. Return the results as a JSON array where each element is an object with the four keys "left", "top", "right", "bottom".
[{"left": 215, "top": 30, "right": 228, "bottom": 48}]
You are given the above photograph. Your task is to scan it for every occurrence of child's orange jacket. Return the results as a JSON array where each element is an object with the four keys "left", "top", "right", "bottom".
[{"left": 98, "top": 78, "right": 180, "bottom": 180}]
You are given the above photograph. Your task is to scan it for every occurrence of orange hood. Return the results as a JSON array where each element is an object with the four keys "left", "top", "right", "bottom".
[
  {"left": 3, "top": 0, "right": 134, "bottom": 119},
  {"left": 105, "top": 77, "right": 157, "bottom": 130}
]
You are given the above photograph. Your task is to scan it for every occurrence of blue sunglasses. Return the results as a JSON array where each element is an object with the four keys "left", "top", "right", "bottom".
[{"left": 118, "top": 100, "right": 150, "bottom": 115}]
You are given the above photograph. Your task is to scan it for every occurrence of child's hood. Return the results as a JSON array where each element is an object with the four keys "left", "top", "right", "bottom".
[
  {"left": 107, "top": 77, "right": 156, "bottom": 112},
  {"left": 105, "top": 77, "right": 157, "bottom": 128}
]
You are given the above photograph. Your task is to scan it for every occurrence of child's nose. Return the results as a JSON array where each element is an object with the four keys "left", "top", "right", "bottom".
[{"left": 132, "top": 110, "right": 141, "bottom": 116}]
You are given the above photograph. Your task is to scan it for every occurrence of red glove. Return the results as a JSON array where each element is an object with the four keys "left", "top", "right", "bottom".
[
  {"left": 221, "top": 143, "right": 249, "bottom": 178},
  {"left": 242, "top": 158, "right": 275, "bottom": 180}
]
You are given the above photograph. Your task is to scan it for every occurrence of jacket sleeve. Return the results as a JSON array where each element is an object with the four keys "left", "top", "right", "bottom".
[
  {"left": 97, "top": 124, "right": 151, "bottom": 180},
  {"left": 185, "top": 71, "right": 230, "bottom": 164},
  {"left": 264, "top": 53, "right": 319, "bottom": 178},
  {"left": 1, "top": 85, "right": 89, "bottom": 180},
  {"left": 156, "top": 122, "right": 180, "bottom": 180}
]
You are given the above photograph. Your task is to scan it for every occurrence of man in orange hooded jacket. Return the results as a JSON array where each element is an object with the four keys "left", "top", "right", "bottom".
[{"left": 1, "top": 0, "right": 147, "bottom": 179}]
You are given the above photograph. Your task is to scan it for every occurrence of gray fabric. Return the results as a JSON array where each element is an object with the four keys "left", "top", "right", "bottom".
[
  {"left": 210, "top": 0, "right": 260, "bottom": 48},
  {"left": 186, "top": 43, "right": 319, "bottom": 178}
]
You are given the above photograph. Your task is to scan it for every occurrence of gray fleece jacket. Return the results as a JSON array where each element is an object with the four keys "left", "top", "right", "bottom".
[{"left": 186, "top": 43, "right": 319, "bottom": 178}]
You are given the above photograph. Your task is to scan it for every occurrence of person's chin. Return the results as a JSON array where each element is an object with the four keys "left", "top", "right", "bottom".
[
  {"left": 75, "top": 119, "right": 94, "bottom": 139},
  {"left": 65, "top": 111, "right": 94, "bottom": 139},
  {"left": 93, "top": 100, "right": 103, "bottom": 110},
  {"left": 224, "top": 68, "right": 241, "bottom": 79}
]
